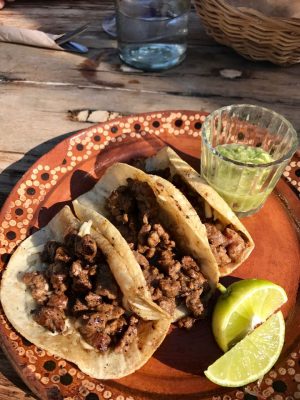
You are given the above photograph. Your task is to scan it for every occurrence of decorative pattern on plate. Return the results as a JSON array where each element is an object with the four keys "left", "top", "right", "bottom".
[
  {"left": 0, "top": 112, "right": 204, "bottom": 255},
  {"left": 0, "top": 111, "right": 299, "bottom": 400},
  {"left": 283, "top": 159, "right": 300, "bottom": 196}
]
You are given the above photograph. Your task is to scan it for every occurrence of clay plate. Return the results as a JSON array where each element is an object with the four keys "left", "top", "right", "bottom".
[{"left": 0, "top": 111, "right": 299, "bottom": 400}]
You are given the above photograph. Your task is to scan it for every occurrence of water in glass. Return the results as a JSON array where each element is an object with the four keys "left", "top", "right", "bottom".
[{"left": 116, "top": 0, "right": 190, "bottom": 71}]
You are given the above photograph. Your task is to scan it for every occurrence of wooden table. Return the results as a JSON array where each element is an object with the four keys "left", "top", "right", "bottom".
[{"left": 0, "top": 1, "right": 299, "bottom": 399}]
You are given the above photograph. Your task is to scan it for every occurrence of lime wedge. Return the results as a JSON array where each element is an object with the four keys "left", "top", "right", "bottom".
[
  {"left": 213, "top": 279, "right": 287, "bottom": 351},
  {"left": 205, "top": 311, "right": 285, "bottom": 387}
]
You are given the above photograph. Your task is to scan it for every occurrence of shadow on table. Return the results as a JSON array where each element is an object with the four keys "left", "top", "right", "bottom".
[
  {"left": 153, "top": 276, "right": 241, "bottom": 375},
  {"left": 0, "top": 131, "right": 82, "bottom": 398},
  {"left": 0, "top": 130, "right": 80, "bottom": 210},
  {"left": 0, "top": 348, "right": 37, "bottom": 399}
]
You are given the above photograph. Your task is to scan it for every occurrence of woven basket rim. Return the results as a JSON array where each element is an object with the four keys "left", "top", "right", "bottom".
[
  {"left": 193, "top": 0, "right": 300, "bottom": 64},
  {"left": 211, "top": 0, "right": 300, "bottom": 31}
]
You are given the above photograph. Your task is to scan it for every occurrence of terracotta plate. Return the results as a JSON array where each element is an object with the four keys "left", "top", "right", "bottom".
[{"left": 0, "top": 111, "right": 299, "bottom": 400}]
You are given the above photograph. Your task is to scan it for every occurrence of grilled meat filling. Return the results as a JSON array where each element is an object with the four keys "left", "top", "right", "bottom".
[
  {"left": 130, "top": 159, "right": 248, "bottom": 268},
  {"left": 106, "top": 178, "right": 209, "bottom": 329},
  {"left": 23, "top": 231, "right": 139, "bottom": 352},
  {"left": 171, "top": 172, "right": 248, "bottom": 267}
]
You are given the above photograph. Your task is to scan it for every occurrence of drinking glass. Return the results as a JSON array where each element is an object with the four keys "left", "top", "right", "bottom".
[
  {"left": 201, "top": 105, "right": 299, "bottom": 217},
  {"left": 115, "top": 0, "right": 191, "bottom": 71}
]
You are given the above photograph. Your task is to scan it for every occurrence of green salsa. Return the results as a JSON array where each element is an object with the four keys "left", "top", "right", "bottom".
[
  {"left": 216, "top": 144, "right": 274, "bottom": 165},
  {"left": 202, "top": 144, "right": 277, "bottom": 215}
]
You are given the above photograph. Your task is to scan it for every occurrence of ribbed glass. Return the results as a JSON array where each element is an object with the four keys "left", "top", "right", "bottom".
[{"left": 201, "top": 105, "right": 299, "bottom": 216}]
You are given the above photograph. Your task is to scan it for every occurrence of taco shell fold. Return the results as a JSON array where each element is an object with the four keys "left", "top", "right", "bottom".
[
  {"left": 74, "top": 163, "right": 220, "bottom": 326},
  {"left": 74, "top": 163, "right": 219, "bottom": 290},
  {"left": 145, "top": 146, "right": 255, "bottom": 276},
  {"left": 0, "top": 206, "right": 171, "bottom": 379}
]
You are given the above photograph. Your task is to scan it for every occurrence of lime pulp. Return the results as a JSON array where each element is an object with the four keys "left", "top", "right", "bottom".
[
  {"left": 205, "top": 311, "right": 285, "bottom": 387},
  {"left": 212, "top": 279, "right": 287, "bottom": 352}
]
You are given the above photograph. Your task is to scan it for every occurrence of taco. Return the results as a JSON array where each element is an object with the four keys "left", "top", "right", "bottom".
[
  {"left": 140, "top": 146, "right": 255, "bottom": 276},
  {"left": 0, "top": 206, "right": 171, "bottom": 379},
  {"left": 73, "top": 163, "right": 219, "bottom": 329}
]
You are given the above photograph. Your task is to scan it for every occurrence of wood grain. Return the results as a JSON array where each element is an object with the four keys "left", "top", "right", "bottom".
[
  {"left": 0, "top": 350, "right": 36, "bottom": 399},
  {"left": 1, "top": 2, "right": 300, "bottom": 157}
]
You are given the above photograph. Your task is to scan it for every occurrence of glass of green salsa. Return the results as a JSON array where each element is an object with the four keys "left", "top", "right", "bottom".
[{"left": 201, "top": 105, "right": 299, "bottom": 216}]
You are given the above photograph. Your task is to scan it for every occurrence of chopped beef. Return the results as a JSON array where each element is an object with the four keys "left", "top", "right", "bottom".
[
  {"left": 90, "top": 333, "right": 111, "bottom": 352},
  {"left": 142, "top": 163, "right": 171, "bottom": 180},
  {"left": 181, "top": 256, "right": 207, "bottom": 285},
  {"left": 147, "top": 230, "right": 160, "bottom": 247},
  {"left": 32, "top": 306, "right": 65, "bottom": 333},
  {"left": 151, "top": 287, "right": 163, "bottom": 301},
  {"left": 54, "top": 246, "right": 71, "bottom": 263},
  {"left": 47, "top": 293, "right": 68, "bottom": 310},
  {"left": 46, "top": 262, "right": 69, "bottom": 293},
  {"left": 153, "top": 224, "right": 175, "bottom": 249},
  {"left": 41, "top": 241, "right": 71, "bottom": 264},
  {"left": 80, "top": 320, "right": 112, "bottom": 352},
  {"left": 128, "top": 179, "right": 158, "bottom": 216},
  {"left": 141, "top": 262, "right": 164, "bottom": 294},
  {"left": 115, "top": 316, "right": 139, "bottom": 353},
  {"left": 72, "top": 298, "right": 88, "bottom": 314},
  {"left": 181, "top": 255, "right": 199, "bottom": 272},
  {"left": 151, "top": 167, "right": 171, "bottom": 180},
  {"left": 63, "top": 230, "right": 78, "bottom": 255},
  {"left": 133, "top": 251, "right": 149, "bottom": 269},
  {"left": 158, "top": 297, "right": 176, "bottom": 315},
  {"left": 74, "top": 234, "right": 97, "bottom": 263},
  {"left": 22, "top": 271, "right": 49, "bottom": 304},
  {"left": 137, "top": 222, "right": 151, "bottom": 245},
  {"left": 107, "top": 186, "right": 138, "bottom": 245},
  {"left": 70, "top": 260, "right": 92, "bottom": 292},
  {"left": 159, "top": 278, "right": 180, "bottom": 298},
  {"left": 96, "top": 303, "right": 125, "bottom": 320},
  {"left": 157, "top": 250, "right": 180, "bottom": 278},
  {"left": 224, "top": 227, "right": 246, "bottom": 262},
  {"left": 88, "top": 265, "right": 98, "bottom": 276},
  {"left": 79, "top": 307, "right": 127, "bottom": 352},
  {"left": 85, "top": 292, "right": 102, "bottom": 309},
  {"left": 41, "top": 241, "right": 59, "bottom": 263},
  {"left": 177, "top": 316, "right": 195, "bottom": 330},
  {"left": 205, "top": 223, "right": 228, "bottom": 248},
  {"left": 185, "top": 290, "right": 204, "bottom": 317},
  {"left": 150, "top": 171, "right": 248, "bottom": 267},
  {"left": 211, "top": 245, "right": 231, "bottom": 266},
  {"left": 79, "top": 312, "right": 106, "bottom": 337},
  {"left": 23, "top": 231, "right": 140, "bottom": 353},
  {"left": 205, "top": 223, "right": 247, "bottom": 266},
  {"left": 106, "top": 178, "right": 209, "bottom": 329},
  {"left": 105, "top": 317, "right": 127, "bottom": 336},
  {"left": 95, "top": 263, "right": 119, "bottom": 300}
]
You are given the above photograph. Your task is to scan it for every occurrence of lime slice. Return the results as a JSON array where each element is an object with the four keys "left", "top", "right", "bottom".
[
  {"left": 213, "top": 279, "right": 287, "bottom": 351},
  {"left": 205, "top": 311, "right": 285, "bottom": 387}
]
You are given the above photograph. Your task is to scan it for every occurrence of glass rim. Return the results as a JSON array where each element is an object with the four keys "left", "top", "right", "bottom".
[{"left": 201, "top": 104, "right": 300, "bottom": 169}]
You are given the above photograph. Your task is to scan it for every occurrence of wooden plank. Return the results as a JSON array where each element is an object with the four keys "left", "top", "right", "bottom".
[
  {"left": 1, "top": 41, "right": 299, "bottom": 105},
  {"left": 0, "top": 350, "right": 36, "bottom": 400},
  {"left": 1, "top": 82, "right": 300, "bottom": 154},
  {"left": 0, "top": 1, "right": 299, "bottom": 162}
]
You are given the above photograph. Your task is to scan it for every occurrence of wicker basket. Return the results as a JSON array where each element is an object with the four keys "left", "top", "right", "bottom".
[{"left": 193, "top": 0, "right": 300, "bottom": 66}]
